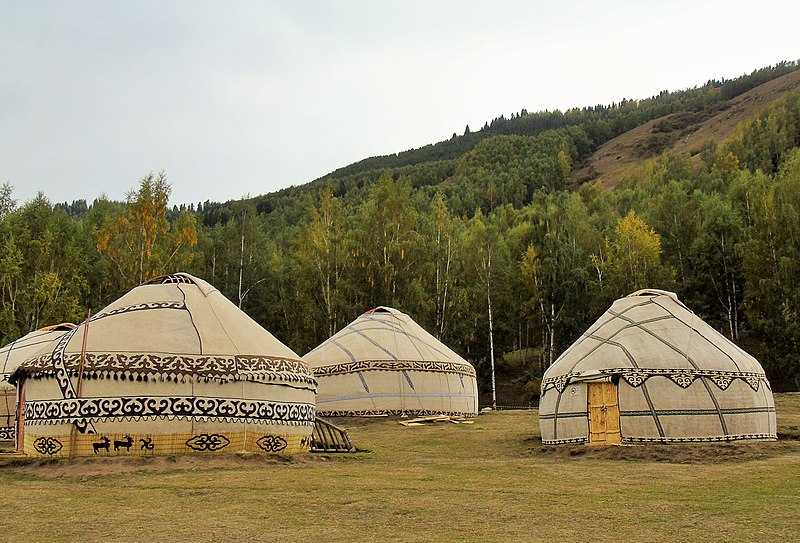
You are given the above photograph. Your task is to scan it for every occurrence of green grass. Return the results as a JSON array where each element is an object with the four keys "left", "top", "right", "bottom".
[{"left": 2, "top": 394, "right": 799, "bottom": 542}]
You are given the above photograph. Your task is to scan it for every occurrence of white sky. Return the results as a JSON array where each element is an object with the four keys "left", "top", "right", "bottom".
[{"left": 3, "top": 0, "right": 799, "bottom": 205}]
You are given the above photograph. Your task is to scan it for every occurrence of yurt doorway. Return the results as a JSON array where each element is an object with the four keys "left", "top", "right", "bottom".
[{"left": 587, "top": 382, "right": 621, "bottom": 445}]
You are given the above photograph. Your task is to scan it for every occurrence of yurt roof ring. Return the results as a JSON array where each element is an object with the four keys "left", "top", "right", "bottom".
[
  {"left": 627, "top": 288, "right": 689, "bottom": 310},
  {"left": 143, "top": 273, "right": 198, "bottom": 285}
]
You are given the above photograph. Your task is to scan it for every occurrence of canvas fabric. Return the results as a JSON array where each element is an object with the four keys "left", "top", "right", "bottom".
[
  {"left": 303, "top": 306, "right": 478, "bottom": 416},
  {"left": 0, "top": 324, "right": 75, "bottom": 443},
  {"left": 539, "top": 289, "right": 776, "bottom": 444},
  {"left": 13, "top": 273, "right": 316, "bottom": 458}
]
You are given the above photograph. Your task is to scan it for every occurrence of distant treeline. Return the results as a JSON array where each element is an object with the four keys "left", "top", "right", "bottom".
[
  {"left": 302, "top": 61, "right": 800, "bottom": 183},
  {"left": 5, "top": 69, "right": 800, "bottom": 403}
]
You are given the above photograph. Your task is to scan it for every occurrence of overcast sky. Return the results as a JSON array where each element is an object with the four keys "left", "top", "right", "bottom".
[{"left": 3, "top": 1, "right": 799, "bottom": 205}]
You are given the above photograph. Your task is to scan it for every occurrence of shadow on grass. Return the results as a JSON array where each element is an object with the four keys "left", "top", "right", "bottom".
[{"left": 525, "top": 435, "right": 800, "bottom": 464}]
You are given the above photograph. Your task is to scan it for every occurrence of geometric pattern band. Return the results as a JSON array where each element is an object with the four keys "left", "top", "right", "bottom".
[
  {"left": 317, "top": 408, "right": 477, "bottom": 418},
  {"left": 314, "top": 360, "right": 476, "bottom": 378},
  {"left": 24, "top": 396, "right": 316, "bottom": 427},
  {"left": 89, "top": 301, "right": 186, "bottom": 322},
  {"left": 541, "top": 367, "right": 768, "bottom": 394},
  {"left": 540, "top": 434, "right": 777, "bottom": 445},
  {"left": 18, "top": 352, "right": 317, "bottom": 388},
  {"left": 620, "top": 433, "right": 777, "bottom": 443}
]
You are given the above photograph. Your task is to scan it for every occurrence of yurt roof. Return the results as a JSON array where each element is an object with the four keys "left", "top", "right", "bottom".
[
  {"left": 1, "top": 324, "right": 76, "bottom": 380},
  {"left": 303, "top": 306, "right": 475, "bottom": 374},
  {"left": 542, "top": 289, "right": 765, "bottom": 387},
  {"left": 12, "top": 273, "right": 314, "bottom": 387}
]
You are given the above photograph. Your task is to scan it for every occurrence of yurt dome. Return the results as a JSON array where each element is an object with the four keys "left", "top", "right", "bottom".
[
  {"left": 11, "top": 273, "right": 316, "bottom": 458},
  {"left": 0, "top": 323, "right": 76, "bottom": 444},
  {"left": 539, "top": 289, "right": 776, "bottom": 445},
  {"left": 303, "top": 306, "right": 478, "bottom": 417}
]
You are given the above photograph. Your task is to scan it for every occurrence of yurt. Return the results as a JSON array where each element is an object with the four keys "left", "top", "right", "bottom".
[
  {"left": 0, "top": 323, "right": 76, "bottom": 445},
  {"left": 303, "top": 306, "right": 478, "bottom": 417},
  {"left": 539, "top": 289, "right": 776, "bottom": 445},
  {"left": 10, "top": 273, "right": 316, "bottom": 458}
]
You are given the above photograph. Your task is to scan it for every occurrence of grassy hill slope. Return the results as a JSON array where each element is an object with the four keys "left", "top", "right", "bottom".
[
  {"left": 573, "top": 69, "right": 800, "bottom": 187},
  {"left": 228, "top": 60, "right": 800, "bottom": 224}
]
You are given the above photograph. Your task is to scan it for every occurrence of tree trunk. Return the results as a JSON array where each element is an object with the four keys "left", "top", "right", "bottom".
[
  {"left": 549, "top": 303, "right": 555, "bottom": 367},
  {"left": 486, "top": 249, "right": 496, "bottom": 410},
  {"left": 439, "top": 237, "right": 451, "bottom": 339},
  {"left": 238, "top": 222, "right": 245, "bottom": 308}
]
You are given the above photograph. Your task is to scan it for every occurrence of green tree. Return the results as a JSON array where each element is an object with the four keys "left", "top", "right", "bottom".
[
  {"left": 96, "top": 172, "right": 198, "bottom": 287},
  {"left": 593, "top": 210, "right": 674, "bottom": 300}
]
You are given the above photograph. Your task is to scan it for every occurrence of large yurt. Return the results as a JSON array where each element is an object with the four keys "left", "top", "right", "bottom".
[
  {"left": 0, "top": 323, "right": 76, "bottom": 445},
  {"left": 303, "top": 306, "right": 478, "bottom": 417},
  {"left": 10, "top": 273, "right": 316, "bottom": 458},
  {"left": 539, "top": 289, "right": 776, "bottom": 445}
]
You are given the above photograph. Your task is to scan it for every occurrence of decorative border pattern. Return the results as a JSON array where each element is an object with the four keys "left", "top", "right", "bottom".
[
  {"left": 18, "top": 352, "right": 317, "bottom": 388},
  {"left": 318, "top": 408, "right": 477, "bottom": 418},
  {"left": 33, "top": 436, "right": 63, "bottom": 455},
  {"left": 621, "top": 433, "right": 777, "bottom": 444},
  {"left": 90, "top": 301, "right": 186, "bottom": 321},
  {"left": 0, "top": 425, "right": 15, "bottom": 441},
  {"left": 47, "top": 326, "right": 95, "bottom": 434},
  {"left": 24, "top": 397, "right": 316, "bottom": 427},
  {"left": 541, "top": 368, "right": 769, "bottom": 393},
  {"left": 256, "top": 435, "right": 288, "bottom": 452},
  {"left": 186, "top": 433, "right": 230, "bottom": 451},
  {"left": 314, "top": 360, "right": 476, "bottom": 379},
  {"left": 541, "top": 437, "right": 588, "bottom": 445},
  {"left": 24, "top": 431, "right": 311, "bottom": 458}
]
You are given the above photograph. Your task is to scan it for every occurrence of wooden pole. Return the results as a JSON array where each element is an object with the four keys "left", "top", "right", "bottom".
[
  {"left": 15, "top": 383, "right": 25, "bottom": 453},
  {"left": 69, "top": 309, "right": 91, "bottom": 460}
]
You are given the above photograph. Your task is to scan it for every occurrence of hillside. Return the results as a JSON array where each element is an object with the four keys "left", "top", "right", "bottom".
[
  {"left": 231, "top": 60, "right": 800, "bottom": 221},
  {"left": 573, "top": 68, "right": 800, "bottom": 187}
]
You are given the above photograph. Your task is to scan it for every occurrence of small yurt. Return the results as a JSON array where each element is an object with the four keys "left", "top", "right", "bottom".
[
  {"left": 0, "top": 323, "right": 76, "bottom": 445},
  {"left": 303, "top": 306, "right": 478, "bottom": 417},
  {"left": 11, "top": 273, "right": 316, "bottom": 458},
  {"left": 540, "top": 289, "right": 776, "bottom": 445}
]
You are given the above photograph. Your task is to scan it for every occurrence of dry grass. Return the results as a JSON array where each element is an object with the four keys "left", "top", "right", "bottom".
[
  {"left": 1, "top": 394, "right": 799, "bottom": 542},
  {"left": 571, "top": 69, "right": 800, "bottom": 188}
]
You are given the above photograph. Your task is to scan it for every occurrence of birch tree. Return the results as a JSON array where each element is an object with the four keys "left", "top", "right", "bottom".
[
  {"left": 299, "top": 186, "right": 346, "bottom": 337},
  {"left": 96, "top": 172, "right": 197, "bottom": 289}
]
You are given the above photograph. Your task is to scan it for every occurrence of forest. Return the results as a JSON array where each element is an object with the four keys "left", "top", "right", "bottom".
[{"left": 4, "top": 68, "right": 800, "bottom": 402}]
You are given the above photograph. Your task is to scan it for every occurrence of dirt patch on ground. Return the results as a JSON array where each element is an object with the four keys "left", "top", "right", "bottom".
[{"left": 530, "top": 438, "right": 800, "bottom": 464}]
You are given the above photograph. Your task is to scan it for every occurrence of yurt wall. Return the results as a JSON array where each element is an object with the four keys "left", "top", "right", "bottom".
[{"left": 0, "top": 324, "right": 76, "bottom": 446}]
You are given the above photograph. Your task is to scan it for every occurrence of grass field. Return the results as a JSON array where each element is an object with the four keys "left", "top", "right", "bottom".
[{"left": 2, "top": 394, "right": 799, "bottom": 542}]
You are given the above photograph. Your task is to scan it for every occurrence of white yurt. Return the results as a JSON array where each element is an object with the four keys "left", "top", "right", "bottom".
[
  {"left": 539, "top": 289, "right": 776, "bottom": 445},
  {"left": 304, "top": 306, "right": 478, "bottom": 417},
  {"left": 11, "top": 273, "right": 316, "bottom": 458},
  {"left": 0, "top": 323, "right": 76, "bottom": 444}
]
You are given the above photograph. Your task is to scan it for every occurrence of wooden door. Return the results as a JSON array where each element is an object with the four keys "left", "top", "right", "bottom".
[{"left": 587, "top": 382, "right": 621, "bottom": 445}]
